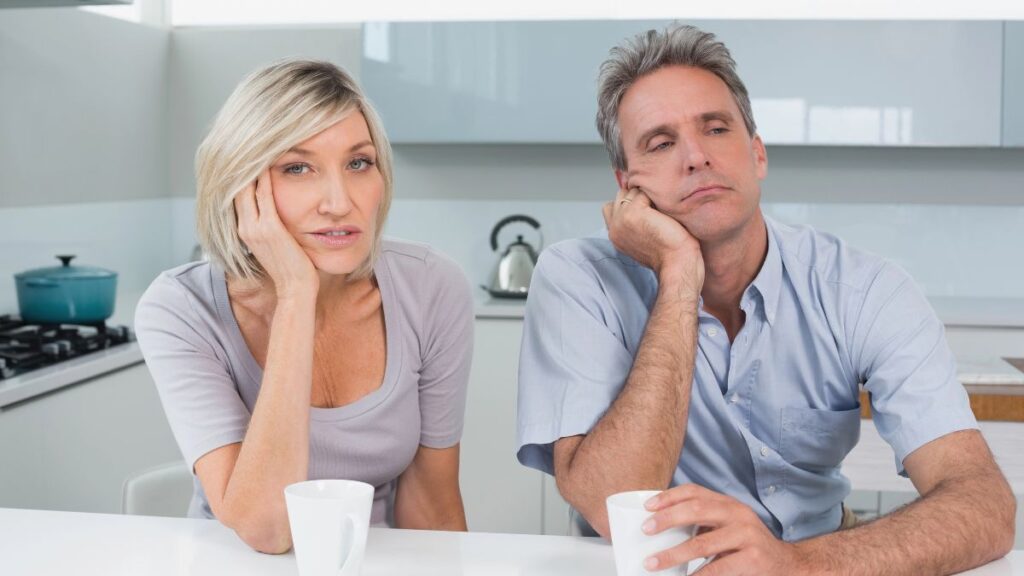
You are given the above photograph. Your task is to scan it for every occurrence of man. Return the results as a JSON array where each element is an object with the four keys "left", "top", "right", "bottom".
[{"left": 516, "top": 24, "right": 1015, "bottom": 575}]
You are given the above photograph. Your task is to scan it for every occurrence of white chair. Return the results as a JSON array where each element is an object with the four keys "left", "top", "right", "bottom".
[{"left": 121, "top": 461, "right": 193, "bottom": 517}]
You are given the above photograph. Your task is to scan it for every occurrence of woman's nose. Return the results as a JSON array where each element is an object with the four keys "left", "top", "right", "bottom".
[{"left": 318, "top": 175, "right": 353, "bottom": 215}]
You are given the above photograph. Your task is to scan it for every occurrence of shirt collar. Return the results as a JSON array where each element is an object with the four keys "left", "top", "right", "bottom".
[{"left": 747, "top": 216, "right": 782, "bottom": 326}]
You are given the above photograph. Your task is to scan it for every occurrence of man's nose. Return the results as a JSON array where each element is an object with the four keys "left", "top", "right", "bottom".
[
  {"left": 681, "top": 137, "right": 711, "bottom": 173},
  {"left": 318, "top": 174, "right": 353, "bottom": 215}
]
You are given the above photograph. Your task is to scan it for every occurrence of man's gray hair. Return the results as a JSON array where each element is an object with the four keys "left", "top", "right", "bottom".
[{"left": 596, "top": 24, "right": 757, "bottom": 171}]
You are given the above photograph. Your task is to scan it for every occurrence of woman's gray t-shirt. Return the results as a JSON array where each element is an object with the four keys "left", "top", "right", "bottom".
[{"left": 134, "top": 239, "right": 474, "bottom": 524}]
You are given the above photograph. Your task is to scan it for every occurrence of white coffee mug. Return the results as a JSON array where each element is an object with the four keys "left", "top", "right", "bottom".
[
  {"left": 284, "top": 479, "right": 374, "bottom": 576},
  {"left": 606, "top": 490, "right": 713, "bottom": 576}
]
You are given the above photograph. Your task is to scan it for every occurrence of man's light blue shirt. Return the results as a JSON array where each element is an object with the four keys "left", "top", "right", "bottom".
[{"left": 516, "top": 216, "right": 977, "bottom": 542}]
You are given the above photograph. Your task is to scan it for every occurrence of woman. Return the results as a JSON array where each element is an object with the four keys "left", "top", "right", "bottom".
[{"left": 135, "top": 59, "right": 473, "bottom": 553}]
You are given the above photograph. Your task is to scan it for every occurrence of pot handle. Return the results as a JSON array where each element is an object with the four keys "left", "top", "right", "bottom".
[
  {"left": 490, "top": 214, "right": 542, "bottom": 252},
  {"left": 56, "top": 255, "right": 76, "bottom": 267},
  {"left": 25, "top": 277, "right": 60, "bottom": 288}
]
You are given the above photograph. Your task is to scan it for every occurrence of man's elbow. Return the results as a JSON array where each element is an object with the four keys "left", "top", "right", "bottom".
[
  {"left": 993, "top": 489, "right": 1017, "bottom": 558},
  {"left": 554, "top": 470, "right": 611, "bottom": 539}
]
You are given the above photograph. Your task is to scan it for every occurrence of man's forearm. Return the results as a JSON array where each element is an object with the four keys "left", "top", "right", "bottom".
[
  {"left": 557, "top": 273, "right": 699, "bottom": 533},
  {"left": 795, "top": 473, "right": 1016, "bottom": 576}
]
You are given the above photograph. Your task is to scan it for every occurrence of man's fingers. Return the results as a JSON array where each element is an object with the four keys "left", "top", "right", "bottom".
[
  {"left": 645, "top": 499, "right": 732, "bottom": 535},
  {"left": 647, "top": 526, "right": 745, "bottom": 574},
  {"left": 646, "top": 484, "right": 719, "bottom": 511}
]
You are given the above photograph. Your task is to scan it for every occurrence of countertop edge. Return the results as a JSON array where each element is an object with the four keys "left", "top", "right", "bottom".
[{"left": 0, "top": 343, "right": 144, "bottom": 410}]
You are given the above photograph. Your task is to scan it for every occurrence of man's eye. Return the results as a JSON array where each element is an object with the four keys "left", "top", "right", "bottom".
[
  {"left": 651, "top": 141, "right": 673, "bottom": 152},
  {"left": 709, "top": 127, "right": 728, "bottom": 135},
  {"left": 284, "top": 163, "right": 310, "bottom": 175}
]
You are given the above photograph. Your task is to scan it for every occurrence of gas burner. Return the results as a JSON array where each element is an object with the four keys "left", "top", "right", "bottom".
[{"left": 0, "top": 315, "right": 133, "bottom": 380}]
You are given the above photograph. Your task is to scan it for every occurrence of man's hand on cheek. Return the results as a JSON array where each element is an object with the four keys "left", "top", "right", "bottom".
[{"left": 602, "top": 186, "right": 705, "bottom": 296}]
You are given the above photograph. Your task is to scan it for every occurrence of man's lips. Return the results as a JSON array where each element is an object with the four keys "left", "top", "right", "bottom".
[{"left": 684, "top": 185, "right": 728, "bottom": 202}]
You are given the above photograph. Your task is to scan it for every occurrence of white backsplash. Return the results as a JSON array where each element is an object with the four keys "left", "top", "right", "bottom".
[{"left": 2, "top": 197, "right": 1021, "bottom": 325}]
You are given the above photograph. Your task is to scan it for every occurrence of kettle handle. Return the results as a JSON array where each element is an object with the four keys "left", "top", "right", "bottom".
[{"left": 490, "top": 214, "right": 542, "bottom": 252}]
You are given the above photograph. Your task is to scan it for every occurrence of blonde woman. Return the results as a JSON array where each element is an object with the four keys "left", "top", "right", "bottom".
[{"left": 135, "top": 60, "right": 472, "bottom": 553}]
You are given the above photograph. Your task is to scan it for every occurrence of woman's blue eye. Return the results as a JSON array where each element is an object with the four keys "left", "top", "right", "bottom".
[
  {"left": 284, "top": 163, "right": 309, "bottom": 174},
  {"left": 349, "top": 158, "right": 374, "bottom": 170}
]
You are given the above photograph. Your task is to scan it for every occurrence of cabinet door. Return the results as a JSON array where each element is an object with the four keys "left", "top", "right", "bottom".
[
  {"left": 1004, "top": 22, "right": 1024, "bottom": 146},
  {"left": 363, "top": 20, "right": 1003, "bottom": 147},
  {"left": 460, "top": 318, "right": 543, "bottom": 534},
  {"left": 0, "top": 363, "right": 181, "bottom": 513}
]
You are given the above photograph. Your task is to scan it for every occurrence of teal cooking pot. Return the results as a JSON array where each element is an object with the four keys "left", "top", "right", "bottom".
[{"left": 15, "top": 255, "right": 117, "bottom": 324}]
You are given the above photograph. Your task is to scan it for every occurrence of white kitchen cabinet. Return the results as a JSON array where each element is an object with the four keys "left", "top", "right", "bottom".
[
  {"left": 460, "top": 318, "right": 544, "bottom": 534},
  {"left": 0, "top": 363, "right": 181, "bottom": 514},
  {"left": 363, "top": 20, "right": 1003, "bottom": 147},
  {"left": 1004, "top": 22, "right": 1024, "bottom": 147}
]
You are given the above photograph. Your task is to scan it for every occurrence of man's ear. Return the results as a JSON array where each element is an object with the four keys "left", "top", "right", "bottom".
[
  {"left": 752, "top": 134, "right": 768, "bottom": 180},
  {"left": 614, "top": 169, "right": 627, "bottom": 191}
]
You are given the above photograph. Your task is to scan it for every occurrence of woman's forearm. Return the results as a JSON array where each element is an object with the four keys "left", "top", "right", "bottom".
[{"left": 220, "top": 295, "right": 316, "bottom": 552}]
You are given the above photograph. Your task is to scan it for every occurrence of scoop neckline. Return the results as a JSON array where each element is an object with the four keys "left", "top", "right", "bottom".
[{"left": 210, "top": 256, "right": 403, "bottom": 423}]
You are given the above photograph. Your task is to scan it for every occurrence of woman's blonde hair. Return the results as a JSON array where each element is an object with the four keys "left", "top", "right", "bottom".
[{"left": 195, "top": 58, "right": 393, "bottom": 282}]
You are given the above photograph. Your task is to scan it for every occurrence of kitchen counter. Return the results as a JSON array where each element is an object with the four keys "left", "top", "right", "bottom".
[
  {"left": 0, "top": 342, "right": 143, "bottom": 410},
  {"left": 1, "top": 507, "right": 1020, "bottom": 575}
]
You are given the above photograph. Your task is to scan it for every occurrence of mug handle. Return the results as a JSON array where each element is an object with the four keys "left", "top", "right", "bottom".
[
  {"left": 337, "top": 513, "right": 367, "bottom": 576},
  {"left": 687, "top": 554, "right": 717, "bottom": 575},
  {"left": 686, "top": 525, "right": 716, "bottom": 575}
]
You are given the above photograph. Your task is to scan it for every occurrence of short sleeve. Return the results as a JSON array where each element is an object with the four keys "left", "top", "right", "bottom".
[
  {"left": 134, "top": 274, "right": 250, "bottom": 471},
  {"left": 416, "top": 250, "right": 474, "bottom": 449},
  {"left": 851, "top": 263, "right": 978, "bottom": 475},
  {"left": 516, "top": 245, "right": 636, "bottom": 475}
]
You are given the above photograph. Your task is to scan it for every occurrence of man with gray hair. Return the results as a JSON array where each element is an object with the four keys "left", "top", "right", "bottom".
[{"left": 516, "top": 24, "right": 1015, "bottom": 575}]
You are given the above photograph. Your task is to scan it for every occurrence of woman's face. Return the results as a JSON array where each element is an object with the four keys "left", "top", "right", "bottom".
[{"left": 268, "top": 111, "right": 385, "bottom": 277}]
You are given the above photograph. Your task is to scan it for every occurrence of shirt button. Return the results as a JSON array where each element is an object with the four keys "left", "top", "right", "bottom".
[
  {"left": 707, "top": 327, "right": 719, "bottom": 337},
  {"left": 767, "top": 485, "right": 776, "bottom": 495},
  {"left": 760, "top": 446, "right": 768, "bottom": 457},
  {"left": 729, "top": 394, "right": 739, "bottom": 404}
]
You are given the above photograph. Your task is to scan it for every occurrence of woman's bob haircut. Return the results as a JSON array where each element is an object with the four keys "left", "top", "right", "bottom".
[{"left": 195, "top": 58, "right": 393, "bottom": 282}]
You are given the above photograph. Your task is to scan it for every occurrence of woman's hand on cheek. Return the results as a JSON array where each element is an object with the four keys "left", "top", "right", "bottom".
[{"left": 234, "top": 169, "right": 319, "bottom": 300}]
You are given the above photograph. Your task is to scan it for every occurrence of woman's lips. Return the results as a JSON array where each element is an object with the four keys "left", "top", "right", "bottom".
[{"left": 310, "top": 231, "right": 362, "bottom": 247}]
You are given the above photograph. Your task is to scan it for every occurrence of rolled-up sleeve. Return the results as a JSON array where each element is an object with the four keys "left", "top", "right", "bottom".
[
  {"left": 515, "top": 245, "right": 636, "bottom": 475},
  {"left": 851, "top": 263, "right": 978, "bottom": 475}
]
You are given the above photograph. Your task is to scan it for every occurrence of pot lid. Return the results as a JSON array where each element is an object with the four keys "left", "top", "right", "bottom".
[{"left": 15, "top": 255, "right": 117, "bottom": 281}]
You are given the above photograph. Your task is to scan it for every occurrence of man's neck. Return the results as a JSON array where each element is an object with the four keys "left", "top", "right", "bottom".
[{"left": 699, "top": 211, "right": 769, "bottom": 341}]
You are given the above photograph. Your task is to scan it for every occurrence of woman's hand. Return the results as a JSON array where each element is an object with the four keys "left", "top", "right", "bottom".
[{"left": 234, "top": 169, "right": 319, "bottom": 300}]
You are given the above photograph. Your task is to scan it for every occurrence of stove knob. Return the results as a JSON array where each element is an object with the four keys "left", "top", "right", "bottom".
[{"left": 57, "top": 340, "right": 72, "bottom": 355}]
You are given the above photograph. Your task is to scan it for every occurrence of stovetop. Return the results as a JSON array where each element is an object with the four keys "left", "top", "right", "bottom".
[{"left": 0, "top": 316, "right": 133, "bottom": 380}]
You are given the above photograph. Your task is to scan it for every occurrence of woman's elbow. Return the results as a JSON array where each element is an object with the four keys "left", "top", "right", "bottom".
[
  {"left": 237, "top": 524, "right": 292, "bottom": 555},
  {"left": 219, "top": 507, "right": 293, "bottom": 554}
]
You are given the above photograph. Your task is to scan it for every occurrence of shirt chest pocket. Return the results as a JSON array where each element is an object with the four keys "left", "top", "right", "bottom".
[{"left": 780, "top": 406, "right": 861, "bottom": 472}]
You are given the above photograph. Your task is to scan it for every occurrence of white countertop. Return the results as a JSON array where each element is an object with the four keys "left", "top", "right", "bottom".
[
  {"left": 1, "top": 507, "right": 1020, "bottom": 575},
  {"left": 0, "top": 342, "right": 143, "bottom": 410}
]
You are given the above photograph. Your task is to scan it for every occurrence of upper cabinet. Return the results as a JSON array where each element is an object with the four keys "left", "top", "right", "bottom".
[
  {"left": 362, "top": 20, "right": 1005, "bottom": 147},
  {"left": 1004, "top": 22, "right": 1024, "bottom": 147}
]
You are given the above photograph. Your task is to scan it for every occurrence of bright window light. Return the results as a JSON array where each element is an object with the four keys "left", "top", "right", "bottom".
[{"left": 171, "top": 0, "right": 1024, "bottom": 27}]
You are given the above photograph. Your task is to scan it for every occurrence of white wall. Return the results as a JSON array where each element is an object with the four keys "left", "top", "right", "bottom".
[{"left": 0, "top": 9, "right": 170, "bottom": 208}]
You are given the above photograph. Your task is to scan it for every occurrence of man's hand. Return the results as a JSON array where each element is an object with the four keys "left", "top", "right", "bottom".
[
  {"left": 641, "top": 484, "right": 805, "bottom": 576},
  {"left": 602, "top": 186, "right": 704, "bottom": 296}
]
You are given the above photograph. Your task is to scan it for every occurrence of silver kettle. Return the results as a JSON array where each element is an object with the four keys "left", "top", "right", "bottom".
[{"left": 485, "top": 215, "right": 543, "bottom": 299}]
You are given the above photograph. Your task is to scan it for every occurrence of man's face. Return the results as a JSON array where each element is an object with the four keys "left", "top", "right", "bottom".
[{"left": 615, "top": 65, "right": 767, "bottom": 243}]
